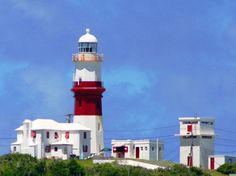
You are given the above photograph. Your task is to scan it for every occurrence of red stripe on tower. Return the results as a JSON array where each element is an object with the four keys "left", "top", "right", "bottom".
[{"left": 72, "top": 81, "right": 105, "bottom": 115}]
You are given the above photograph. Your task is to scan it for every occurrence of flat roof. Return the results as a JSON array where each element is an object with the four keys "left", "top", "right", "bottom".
[{"left": 179, "top": 117, "right": 214, "bottom": 122}]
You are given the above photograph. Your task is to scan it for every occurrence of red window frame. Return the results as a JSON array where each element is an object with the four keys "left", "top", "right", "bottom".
[
  {"left": 31, "top": 131, "right": 36, "bottom": 138},
  {"left": 187, "top": 125, "right": 192, "bottom": 133},
  {"left": 65, "top": 131, "right": 70, "bottom": 139},
  {"left": 54, "top": 132, "right": 58, "bottom": 139}
]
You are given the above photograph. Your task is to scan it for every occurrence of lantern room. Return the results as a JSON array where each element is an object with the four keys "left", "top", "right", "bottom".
[{"left": 78, "top": 28, "right": 98, "bottom": 53}]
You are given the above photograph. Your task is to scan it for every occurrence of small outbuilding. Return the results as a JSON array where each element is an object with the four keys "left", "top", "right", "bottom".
[
  {"left": 111, "top": 139, "right": 163, "bottom": 161},
  {"left": 208, "top": 155, "right": 236, "bottom": 170}
]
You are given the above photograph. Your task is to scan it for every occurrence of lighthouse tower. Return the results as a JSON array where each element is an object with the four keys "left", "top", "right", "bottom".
[{"left": 71, "top": 29, "right": 105, "bottom": 154}]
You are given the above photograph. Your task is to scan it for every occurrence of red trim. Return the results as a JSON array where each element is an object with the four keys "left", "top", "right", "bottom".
[{"left": 72, "top": 81, "right": 105, "bottom": 115}]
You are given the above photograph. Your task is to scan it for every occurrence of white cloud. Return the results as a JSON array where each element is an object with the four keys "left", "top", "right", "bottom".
[
  {"left": 9, "top": 0, "right": 53, "bottom": 22},
  {"left": 104, "top": 66, "right": 157, "bottom": 96}
]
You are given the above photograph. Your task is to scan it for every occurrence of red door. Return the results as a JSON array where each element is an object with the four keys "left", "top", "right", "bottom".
[
  {"left": 210, "top": 157, "right": 215, "bottom": 170},
  {"left": 136, "top": 147, "right": 140, "bottom": 159},
  {"left": 187, "top": 156, "right": 193, "bottom": 167}
]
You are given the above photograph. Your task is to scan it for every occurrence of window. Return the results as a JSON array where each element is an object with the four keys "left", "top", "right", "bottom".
[
  {"left": 145, "top": 146, "right": 148, "bottom": 150},
  {"left": 98, "top": 122, "right": 100, "bottom": 131},
  {"left": 54, "top": 132, "right": 58, "bottom": 139},
  {"left": 152, "top": 146, "right": 155, "bottom": 151},
  {"left": 83, "top": 145, "right": 88, "bottom": 152},
  {"left": 54, "top": 147, "right": 58, "bottom": 152},
  {"left": 83, "top": 132, "right": 87, "bottom": 139},
  {"left": 187, "top": 125, "right": 192, "bottom": 132},
  {"left": 141, "top": 147, "right": 143, "bottom": 151},
  {"left": 45, "top": 145, "right": 51, "bottom": 153},
  {"left": 13, "top": 146, "right": 16, "bottom": 152},
  {"left": 183, "top": 121, "right": 198, "bottom": 124},
  {"left": 65, "top": 132, "right": 70, "bottom": 139},
  {"left": 31, "top": 131, "right": 36, "bottom": 138},
  {"left": 63, "top": 147, "right": 68, "bottom": 154},
  {"left": 202, "top": 136, "right": 212, "bottom": 139},
  {"left": 46, "top": 131, "right": 50, "bottom": 139}
]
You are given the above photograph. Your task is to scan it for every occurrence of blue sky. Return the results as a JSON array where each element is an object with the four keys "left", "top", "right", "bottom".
[{"left": 1, "top": 0, "right": 236, "bottom": 161}]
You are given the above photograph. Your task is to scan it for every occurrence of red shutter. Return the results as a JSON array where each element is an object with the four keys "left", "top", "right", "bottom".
[
  {"left": 31, "top": 131, "right": 36, "bottom": 138},
  {"left": 125, "top": 146, "right": 128, "bottom": 153},
  {"left": 65, "top": 132, "right": 70, "bottom": 139},
  {"left": 187, "top": 125, "right": 192, "bottom": 133},
  {"left": 113, "top": 147, "right": 117, "bottom": 153},
  {"left": 54, "top": 132, "right": 58, "bottom": 139}
]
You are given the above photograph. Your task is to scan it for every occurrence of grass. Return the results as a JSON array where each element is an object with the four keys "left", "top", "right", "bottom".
[
  {"left": 206, "top": 170, "right": 227, "bottom": 176},
  {"left": 76, "top": 159, "right": 93, "bottom": 168}
]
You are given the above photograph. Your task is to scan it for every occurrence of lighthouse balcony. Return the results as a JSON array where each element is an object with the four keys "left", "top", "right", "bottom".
[{"left": 72, "top": 53, "right": 103, "bottom": 62}]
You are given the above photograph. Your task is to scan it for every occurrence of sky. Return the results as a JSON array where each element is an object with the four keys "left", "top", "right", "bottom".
[{"left": 1, "top": 0, "right": 236, "bottom": 161}]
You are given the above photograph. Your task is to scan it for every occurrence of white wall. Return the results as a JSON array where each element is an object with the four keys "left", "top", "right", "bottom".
[
  {"left": 74, "top": 115, "right": 104, "bottom": 154},
  {"left": 74, "top": 61, "right": 101, "bottom": 82}
]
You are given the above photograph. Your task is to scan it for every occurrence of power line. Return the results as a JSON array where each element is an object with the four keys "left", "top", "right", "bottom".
[
  {"left": 215, "top": 128, "right": 236, "bottom": 134},
  {"left": 104, "top": 125, "right": 178, "bottom": 132},
  {"left": 0, "top": 137, "right": 16, "bottom": 140},
  {"left": 104, "top": 134, "right": 176, "bottom": 140}
]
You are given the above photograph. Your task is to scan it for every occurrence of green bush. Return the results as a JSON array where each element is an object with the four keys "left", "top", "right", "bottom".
[
  {"left": 217, "top": 163, "right": 236, "bottom": 174},
  {"left": 0, "top": 153, "right": 221, "bottom": 176}
]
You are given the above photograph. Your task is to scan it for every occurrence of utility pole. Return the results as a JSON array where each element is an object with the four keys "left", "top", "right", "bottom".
[{"left": 65, "top": 113, "right": 73, "bottom": 123}]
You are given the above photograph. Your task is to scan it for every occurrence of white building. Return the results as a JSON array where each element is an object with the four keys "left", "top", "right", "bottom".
[
  {"left": 11, "top": 29, "right": 106, "bottom": 159},
  {"left": 111, "top": 139, "right": 164, "bottom": 161},
  {"left": 176, "top": 117, "right": 215, "bottom": 169},
  {"left": 208, "top": 155, "right": 236, "bottom": 170},
  {"left": 11, "top": 119, "right": 91, "bottom": 159}
]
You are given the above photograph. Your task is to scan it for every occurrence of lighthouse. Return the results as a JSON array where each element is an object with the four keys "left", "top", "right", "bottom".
[{"left": 71, "top": 29, "right": 105, "bottom": 154}]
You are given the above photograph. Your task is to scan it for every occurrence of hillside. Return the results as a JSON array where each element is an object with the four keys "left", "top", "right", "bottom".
[{"left": 0, "top": 153, "right": 227, "bottom": 176}]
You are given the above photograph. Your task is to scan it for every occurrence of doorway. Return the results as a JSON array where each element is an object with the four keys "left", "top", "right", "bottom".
[{"left": 135, "top": 147, "right": 140, "bottom": 159}]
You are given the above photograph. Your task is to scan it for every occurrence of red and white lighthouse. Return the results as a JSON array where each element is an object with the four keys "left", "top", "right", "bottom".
[{"left": 71, "top": 29, "right": 105, "bottom": 154}]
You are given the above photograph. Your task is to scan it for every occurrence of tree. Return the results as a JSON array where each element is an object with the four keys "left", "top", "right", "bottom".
[
  {"left": 48, "top": 160, "right": 69, "bottom": 176},
  {"left": 67, "top": 159, "right": 85, "bottom": 176}
]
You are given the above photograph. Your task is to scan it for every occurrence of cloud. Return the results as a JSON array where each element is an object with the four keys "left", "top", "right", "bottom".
[
  {"left": 104, "top": 66, "right": 157, "bottom": 96},
  {"left": 0, "top": 61, "right": 29, "bottom": 95},
  {"left": 9, "top": 0, "right": 53, "bottom": 22}
]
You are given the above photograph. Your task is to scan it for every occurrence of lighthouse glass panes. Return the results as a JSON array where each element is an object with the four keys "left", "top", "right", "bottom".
[{"left": 79, "top": 42, "right": 97, "bottom": 53}]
